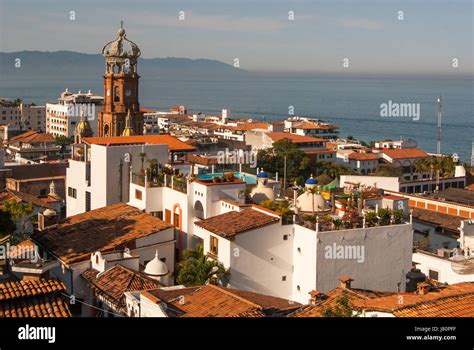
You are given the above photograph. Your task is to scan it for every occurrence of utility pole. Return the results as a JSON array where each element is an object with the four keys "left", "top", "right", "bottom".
[
  {"left": 283, "top": 155, "right": 287, "bottom": 195},
  {"left": 435, "top": 96, "right": 442, "bottom": 192},
  {"left": 437, "top": 95, "right": 442, "bottom": 155}
]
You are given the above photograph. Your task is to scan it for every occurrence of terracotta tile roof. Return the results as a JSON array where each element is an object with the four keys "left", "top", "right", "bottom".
[
  {"left": 229, "top": 310, "right": 267, "bottom": 317},
  {"left": 82, "top": 265, "right": 162, "bottom": 311},
  {"left": 348, "top": 152, "right": 379, "bottom": 160},
  {"left": 169, "top": 284, "right": 300, "bottom": 317},
  {"left": 376, "top": 148, "right": 428, "bottom": 160},
  {"left": 194, "top": 209, "right": 280, "bottom": 238},
  {"left": 0, "top": 279, "right": 65, "bottom": 301},
  {"left": 383, "top": 195, "right": 406, "bottom": 200},
  {"left": 0, "top": 189, "right": 54, "bottom": 209},
  {"left": 10, "top": 130, "right": 55, "bottom": 144},
  {"left": 0, "top": 279, "right": 71, "bottom": 317},
  {"left": 7, "top": 163, "right": 67, "bottom": 180},
  {"left": 82, "top": 135, "right": 196, "bottom": 152},
  {"left": 235, "top": 122, "right": 270, "bottom": 131},
  {"left": 266, "top": 132, "right": 325, "bottom": 143},
  {"left": 32, "top": 203, "right": 173, "bottom": 265},
  {"left": 411, "top": 207, "right": 462, "bottom": 233},
  {"left": 304, "top": 149, "right": 336, "bottom": 155},
  {"left": 6, "top": 239, "right": 36, "bottom": 261},
  {"left": 293, "top": 287, "right": 394, "bottom": 317},
  {"left": 465, "top": 184, "right": 474, "bottom": 191},
  {"left": 143, "top": 287, "right": 200, "bottom": 303},
  {"left": 353, "top": 282, "right": 474, "bottom": 316},
  {"left": 392, "top": 294, "right": 474, "bottom": 317},
  {"left": 186, "top": 154, "right": 218, "bottom": 165}
]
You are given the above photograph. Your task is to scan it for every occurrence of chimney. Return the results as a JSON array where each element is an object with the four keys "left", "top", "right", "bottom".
[
  {"left": 416, "top": 282, "right": 430, "bottom": 295},
  {"left": 308, "top": 290, "right": 326, "bottom": 305},
  {"left": 338, "top": 276, "right": 354, "bottom": 289},
  {"left": 37, "top": 208, "right": 59, "bottom": 231}
]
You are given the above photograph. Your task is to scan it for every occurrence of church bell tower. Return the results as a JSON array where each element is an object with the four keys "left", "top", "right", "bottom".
[{"left": 98, "top": 22, "right": 144, "bottom": 137}]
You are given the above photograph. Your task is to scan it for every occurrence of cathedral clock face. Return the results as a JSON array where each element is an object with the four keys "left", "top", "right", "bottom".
[{"left": 125, "top": 89, "right": 132, "bottom": 97}]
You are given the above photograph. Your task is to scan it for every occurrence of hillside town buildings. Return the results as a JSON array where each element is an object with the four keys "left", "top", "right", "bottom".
[
  {"left": 46, "top": 89, "right": 103, "bottom": 138},
  {"left": 2, "top": 23, "right": 473, "bottom": 320}
]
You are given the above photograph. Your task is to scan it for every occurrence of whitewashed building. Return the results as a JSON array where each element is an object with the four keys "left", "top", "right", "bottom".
[{"left": 46, "top": 89, "right": 103, "bottom": 138}]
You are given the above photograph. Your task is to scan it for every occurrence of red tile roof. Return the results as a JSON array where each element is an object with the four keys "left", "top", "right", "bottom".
[
  {"left": 82, "top": 265, "right": 162, "bottom": 311},
  {"left": 353, "top": 282, "right": 474, "bottom": 317},
  {"left": 10, "top": 130, "right": 55, "bottom": 144},
  {"left": 266, "top": 132, "right": 325, "bottom": 143},
  {"left": 169, "top": 285, "right": 300, "bottom": 317},
  {"left": 7, "top": 163, "right": 67, "bottom": 180},
  {"left": 32, "top": 203, "right": 173, "bottom": 264},
  {"left": 0, "top": 189, "right": 54, "bottom": 209},
  {"left": 294, "top": 286, "right": 392, "bottom": 317},
  {"left": 194, "top": 209, "right": 280, "bottom": 238},
  {"left": 82, "top": 135, "right": 196, "bottom": 152},
  {"left": 348, "top": 152, "right": 379, "bottom": 160},
  {"left": 186, "top": 154, "right": 218, "bottom": 165},
  {"left": 376, "top": 148, "right": 428, "bottom": 160},
  {"left": 0, "top": 279, "right": 71, "bottom": 317}
]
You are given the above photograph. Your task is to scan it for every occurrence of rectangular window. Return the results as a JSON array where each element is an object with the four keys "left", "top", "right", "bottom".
[
  {"left": 68, "top": 187, "right": 77, "bottom": 198},
  {"left": 85, "top": 191, "right": 91, "bottom": 212},
  {"left": 283, "top": 235, "right": 288, "bottom": 241},
  {"left": 428, "top": 270, "right": 439, "bottom": 281},
  {"left": 210, "top": 236, "right": 218, "bottom": 256},
  {"left": 165, "top": 209, "right": 172, "bottom": 224},
  {"left": 135, "top": 189, "right": 142, "bottom": 200}
]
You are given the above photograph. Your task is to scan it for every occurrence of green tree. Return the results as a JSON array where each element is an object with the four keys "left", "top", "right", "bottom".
[
  {"left": 321, "top": 295, "right": 359, "bottom": 317},
  {"left": 365, "top": 211, "right": 379, "bottom": 227},
  {"left": 0, "top": 211, "right": 16, "bottom": 238},
  {"left": 260, "top": 199, "right": 294, "bottom": 223},
  {"left": 176, "top": 244, "right": 229, "bottom": 286},
  {"left": 305, "top": 186, "right": 319, "bottom": 218},
  {"left": 319, "top": 161, "right": 355, "bottom": 179},
  {"left": 372, "top": 164, "right": 403, "bottom": 178},
  {"left": 377, "top": 208, "right": 392, "bottom": 225},
  {"left": 55, "top": 135, "right": 73, "bottom": 147},
  {"left": 315, "top": 174, "right": 333, "bottom": 185},
  {"left": 257, "top": 139, "right": 311, "bottom": 186},
  {"left": 2, "top": 199, "right": 34, "bottom": 243}
]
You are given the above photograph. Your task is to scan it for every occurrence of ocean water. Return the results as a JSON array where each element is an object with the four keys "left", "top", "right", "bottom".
[{"left": 1, "top": 74, "right": 472, "bottom": 161}]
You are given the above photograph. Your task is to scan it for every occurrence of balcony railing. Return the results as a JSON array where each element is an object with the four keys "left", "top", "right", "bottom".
[{"left": 131, "top": 172, "right": 187, "bottom": 194}]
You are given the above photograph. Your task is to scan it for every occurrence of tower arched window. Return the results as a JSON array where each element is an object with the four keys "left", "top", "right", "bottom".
[{"left": 114, "top": 86, "right": 120, "bottom": 102}]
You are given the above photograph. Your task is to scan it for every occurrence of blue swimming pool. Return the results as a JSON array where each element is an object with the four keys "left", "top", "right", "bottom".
[{"left": 197, "top": 172, "right": 257, "bottom": 184}]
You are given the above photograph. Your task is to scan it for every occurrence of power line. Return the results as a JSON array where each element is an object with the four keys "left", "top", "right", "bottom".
[{"left": 60, "top": 292, "right": 125, "bottom": 317}]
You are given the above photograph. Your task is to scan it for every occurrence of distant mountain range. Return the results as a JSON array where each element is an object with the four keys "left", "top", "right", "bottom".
[{"left": 0, "top": 51, "right": 247, "bottom": 80}]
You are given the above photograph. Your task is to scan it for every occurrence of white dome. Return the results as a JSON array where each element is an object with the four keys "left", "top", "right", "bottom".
[
  {"left": 250, "top": 187, "right": 275, "bottom": 204},
  {"left": 43, "top": 208, "right": 57, "bottom": 217},
  {"left": 296, "top": 191, "right": 328, "bottom": 213},
  {"left": 144, "top": 250, "right": 168, "bottom": 277}
]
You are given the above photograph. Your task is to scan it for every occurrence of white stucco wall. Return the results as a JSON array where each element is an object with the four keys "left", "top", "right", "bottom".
[
  {"left": 315, "top": 224, "right": 413, "bottom": 294},
  {"left": 413, "top": 251, "right": 474, "bottom": 284}
]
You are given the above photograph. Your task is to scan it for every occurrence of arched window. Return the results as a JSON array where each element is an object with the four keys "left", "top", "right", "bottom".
[
  {"left": 104, "top": 124, "right": 110, "bottom": 137},
  {"left": 194, "top": 200, "right": 204, "bottom": 219},
  {"left": 114, "top": 86, "right": 120, "bottom": 102}
]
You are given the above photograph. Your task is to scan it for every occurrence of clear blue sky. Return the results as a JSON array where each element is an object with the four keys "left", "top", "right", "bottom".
[{"left": 0, "top": 0, "right": 472, "bottom": 74}]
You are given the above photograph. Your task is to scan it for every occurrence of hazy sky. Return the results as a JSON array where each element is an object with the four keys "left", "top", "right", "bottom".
[{"left": 0, "top": 0, "right": 472, "bottom": 74}]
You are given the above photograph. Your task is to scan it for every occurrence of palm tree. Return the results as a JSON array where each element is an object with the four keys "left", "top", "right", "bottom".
[
  {"left": 306, "top": 186, "right": 319, "bottom": 218},
  {"left": 176, "top": 244, "right": 229, "bottom": 286}
]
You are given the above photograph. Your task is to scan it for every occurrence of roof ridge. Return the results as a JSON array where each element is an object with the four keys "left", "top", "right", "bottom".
[
  {"left": 395, "top": 290, "right": 474, "bottom": 311},
  {"left": 206, "top": 284, "right": 263, "bottom": 309}
]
